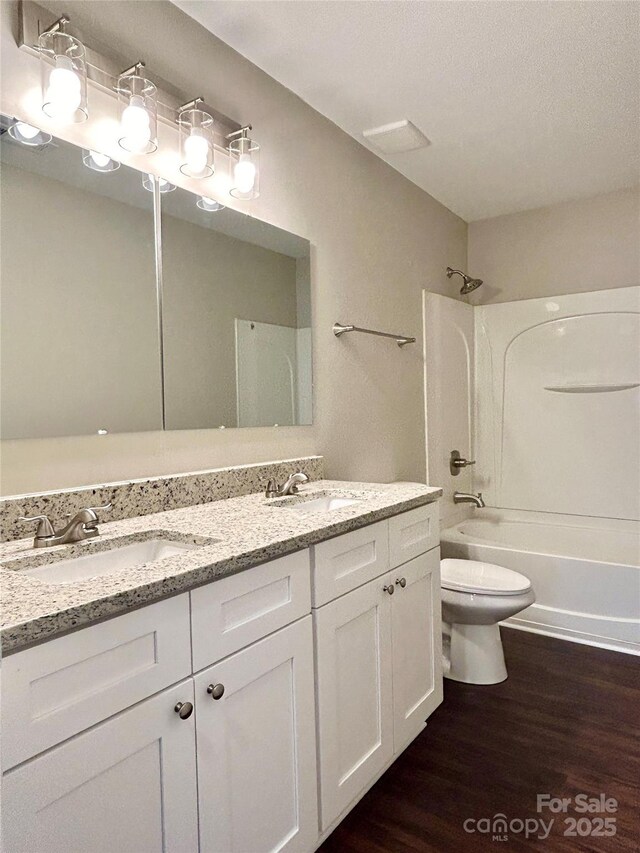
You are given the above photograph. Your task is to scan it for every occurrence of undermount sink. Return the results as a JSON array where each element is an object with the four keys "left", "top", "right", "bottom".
[
  {"left": 273, "top": 493, "right": 362, "bottom": 513},
  {"left": 22, "top": 537, "right": 201, "bottom": 585}
]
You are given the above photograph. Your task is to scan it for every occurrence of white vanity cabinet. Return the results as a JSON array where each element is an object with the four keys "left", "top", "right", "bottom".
[
  {"left": 313, "top": 504, "right": 442, "bottom": 832},
  {"left": 1, "top": 581, "right": 317, "bottom": 853},
  {"left": 195, "top": 617, "right": 318, "bottom": 853},
  {"left": 2, "top": 679, "right": 199, "bottom": 853},
  {"left": 1, "top": 498, "right": 442, "bottom": 853}
]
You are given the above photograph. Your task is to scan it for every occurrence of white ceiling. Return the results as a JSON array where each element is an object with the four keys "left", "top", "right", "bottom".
[{"left": 173, "top": 0, "right": 639, "bottom": 222}]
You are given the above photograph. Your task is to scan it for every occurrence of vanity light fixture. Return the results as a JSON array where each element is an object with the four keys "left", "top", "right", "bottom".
[
  {"left": 197, "top": 196, "right": 225, "bottom": 212},
  {"left": 18, "top": 4, "right": 262, "bottom": 201},
  {"left": 178, "top": 98, "right": 214, "bottom": 178},
  {"left": 82, "top": 149, "right": 120, "bottom": 172},
  {"left": 37, "top": 16, "right": 88, "bottom": 123},
  {"left": 142, "top": 174, "right": 176, "bottom": 193},
  {"left": 7, "top": 119, "right": 52, "bottom": 147},
  {"left": 116, "top": 62, "right": 158, "bottom": 154},
  {"left": 227, "top": 126, "right": 260, "bottom": 199}
]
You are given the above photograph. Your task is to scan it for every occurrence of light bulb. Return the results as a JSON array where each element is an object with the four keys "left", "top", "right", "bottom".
[
  {"left": 15, "top": 122, "right": 40, "bottom": 140},
  {"left": 45, "top": 56, "right": 81, "bottom": 119},
  {"left": 184, "top": 130, "right": 209, "bottom": 174},
  {"left": 89, "top": 150, "right": 111, "bottom": 168},
  {"left": 121, "top": 95, "right": 151, "bottom": 152},
  {"left": 234, "top": 154, "right": 256, "bottom": 194}
]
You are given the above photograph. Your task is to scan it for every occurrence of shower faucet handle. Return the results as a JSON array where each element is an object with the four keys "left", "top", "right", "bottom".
[{"left": 450, "top": 450, "right": 476, "bottom": 476}]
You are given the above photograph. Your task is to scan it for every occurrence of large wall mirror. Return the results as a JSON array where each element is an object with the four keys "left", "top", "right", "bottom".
[{"left": 0, "top": 118, "right": 312, "bottom": 440}]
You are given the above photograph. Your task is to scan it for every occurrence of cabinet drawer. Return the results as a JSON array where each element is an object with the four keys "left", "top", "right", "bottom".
[
  {"left": 311, "top": 520, "right": 389, "bottom": 607},
  {"left": 191, "top": 550, "right": 311, "bottom": 672},
  {"left": 2, "top": 594, "right": 191, "bottom": 770},
  {"left": 389, "top": 503, "right": 439, "bottom": 567}
]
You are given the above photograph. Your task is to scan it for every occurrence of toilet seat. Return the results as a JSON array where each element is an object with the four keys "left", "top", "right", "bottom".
[{"left": 441, "top": 558, "right": 532, "bottom": 596}]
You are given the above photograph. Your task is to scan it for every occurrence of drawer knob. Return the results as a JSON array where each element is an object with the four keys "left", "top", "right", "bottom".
[
  {"left": 383, "top": 584, "right": 395, "bottom": 595},
  {"left": 174, "top": 701, "right": 193, "bottom": 719},
  {"left": 207, "top": 683, "right": 225, "bottom": 700},
  {"left": 395, "top": 577, "right": 407, "bottom": 588}
]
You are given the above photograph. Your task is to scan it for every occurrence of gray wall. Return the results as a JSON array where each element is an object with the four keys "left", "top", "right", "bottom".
[
  {"left": 0, "top": 0, "right": 467, "bottom": 494},
  {"left": 468, "top": 187, "right": 640, "bottom": 304}
]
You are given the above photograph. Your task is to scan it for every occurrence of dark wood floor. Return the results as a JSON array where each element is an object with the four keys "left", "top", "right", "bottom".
[{"left": 319, "top": 628, "right": 640, "bottom": 852}]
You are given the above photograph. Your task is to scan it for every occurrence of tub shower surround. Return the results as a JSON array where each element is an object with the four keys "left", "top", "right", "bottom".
[
  {"left": 441, "top": 509, "right": 640, "bottom": 655},
  {"left": 0, "top": 479, "right": 442, "bottom": 652},
  {"left": 0, "top": 456, "right": 324, "bottom": 543}
]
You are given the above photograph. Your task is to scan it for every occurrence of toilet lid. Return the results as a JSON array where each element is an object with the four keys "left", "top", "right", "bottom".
[{"left": 441, "top": 558, "right": 532, "bottom": 595}]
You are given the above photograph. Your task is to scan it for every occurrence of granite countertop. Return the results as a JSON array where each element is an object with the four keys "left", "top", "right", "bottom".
[{"left": 1, "top": 480, "right": 441, "bottom": 653}]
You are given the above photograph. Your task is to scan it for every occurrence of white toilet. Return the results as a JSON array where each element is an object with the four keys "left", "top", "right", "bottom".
[{"left": 441, "top": 558, "right": 535, "bottom": 685}]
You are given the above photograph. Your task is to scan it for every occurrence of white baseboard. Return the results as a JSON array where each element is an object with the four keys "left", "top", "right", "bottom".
[{"left": 502, "top": 618, "right": 640, "bottom": 656}]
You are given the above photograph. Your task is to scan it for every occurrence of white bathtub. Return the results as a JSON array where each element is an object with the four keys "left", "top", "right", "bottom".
[{"left": 440, "top": 509, "right": 640, "bottom": 655}]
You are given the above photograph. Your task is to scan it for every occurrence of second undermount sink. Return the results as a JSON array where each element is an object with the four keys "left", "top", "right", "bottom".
[
  {"left": 295, "top": 496, "right": 361, "bottom": 513},
  {"left": 21, "top": 535, "right": 204, "bottom": 585},
  {"left": 272, "top": 491, "right": 362, "bottom": 514}
]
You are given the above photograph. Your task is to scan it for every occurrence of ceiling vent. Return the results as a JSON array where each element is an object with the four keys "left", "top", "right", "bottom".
[{"left": 362, "top": 120, "right": 430, "bottom": 155}]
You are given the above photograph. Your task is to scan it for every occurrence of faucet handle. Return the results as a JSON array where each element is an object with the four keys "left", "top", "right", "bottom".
[
  {"left": 87, "top": 502, "right": 112, "bottom": 514},
  {"left": 82, "top": 502, "right": 112, "bottom": 530},
  {"left": 19, "top": 515, "right": 55, "bottom": 539}
]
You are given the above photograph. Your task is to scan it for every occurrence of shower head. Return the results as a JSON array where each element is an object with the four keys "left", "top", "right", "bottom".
[{"left": 446, "top": 267, "right": 483, "bottom": 295}]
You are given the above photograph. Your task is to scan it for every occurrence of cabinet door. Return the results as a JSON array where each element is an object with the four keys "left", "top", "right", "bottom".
[
  {"left": 195, "top": 616, "right": 318, "bottom": 853},
  {"left": 390, "top": 548, "right": 443, "bottom": 751},
  {"left": 314, "top": 576, "right": 393, "bottom": 830},
  {"left": 2, "top": 680, "right": 198, "bottom": 853}
]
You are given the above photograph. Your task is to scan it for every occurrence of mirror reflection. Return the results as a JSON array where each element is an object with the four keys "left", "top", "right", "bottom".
[
  {"left": 161, "top": 188, "right": 312, "bottom": 430},
  {"left": 0, "top": 117, "right": 161, "bottom": 440},
  {"left": 0, "top": 118, "right": 312, "bottom": 439}
]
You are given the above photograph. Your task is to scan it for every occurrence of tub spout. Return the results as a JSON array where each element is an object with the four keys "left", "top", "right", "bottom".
[{"left": 454, "top": 491, "right": 485, "bottom": 508}]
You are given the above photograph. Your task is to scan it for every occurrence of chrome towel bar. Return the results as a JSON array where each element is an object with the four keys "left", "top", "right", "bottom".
[{"left": 333, "top": 322, "right": 416, "bottom": 348}]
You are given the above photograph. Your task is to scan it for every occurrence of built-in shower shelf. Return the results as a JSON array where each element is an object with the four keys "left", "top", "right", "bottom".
[{"left": 544, "top": 383, "right": 640, "bottom": 393}]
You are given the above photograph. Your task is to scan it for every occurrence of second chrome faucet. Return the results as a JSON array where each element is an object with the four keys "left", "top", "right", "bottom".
[{"left": 265, "top": 471, "right": 309, "bottom": 498}]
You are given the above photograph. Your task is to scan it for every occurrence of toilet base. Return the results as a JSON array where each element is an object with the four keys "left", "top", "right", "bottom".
[{"left": 446, "top": 622, "right": 508, "bottom": 685}]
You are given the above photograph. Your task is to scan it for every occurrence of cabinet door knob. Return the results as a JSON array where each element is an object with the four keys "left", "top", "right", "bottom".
[
  {"left": 174, "top": 701, "right": 193, "bottom": 719},
  {"left": 383, "top": 584, "right": 395, "bottom": 595},
  {"left": 207, "top": 683, "right": 225, "bottom": 700},
  {"left": 395, "top": 577, "right": 407, "bottom": 588}
]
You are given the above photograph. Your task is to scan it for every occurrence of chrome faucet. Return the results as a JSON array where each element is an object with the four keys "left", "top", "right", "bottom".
[
  {"left": 19, "top": 503, "right": 112, "bottom": 549},
  {"left": 265, "top": 471, "right": 310, "bottom": 498},
  {"left": 453, "top": 491, "right": 485, "bottom": 508}
]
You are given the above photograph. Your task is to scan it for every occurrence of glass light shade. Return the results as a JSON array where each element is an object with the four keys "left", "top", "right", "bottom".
[
  {"left": 82, "top": 149, "right": 120, "bottom": 172},
  {"left": 38, "top": 31, "right": 88, "bottom": 123},
  {"left": 228, "top": 135, "right": 260, "bottom": 199},
  {"left": 117, "top": 75, "right": 158, "bottom": 154},
  {"left": 7, "top": 120, "right": 52, "bottom": 147},
  {"left": 197, "top": 196, "right": 225, "bottom": 212},
  {"left": 142, "top": 174, "right": 175, "bottom": 193},
  {"left": 178, "top": 108, "right": 214, "bottom": 178}
]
